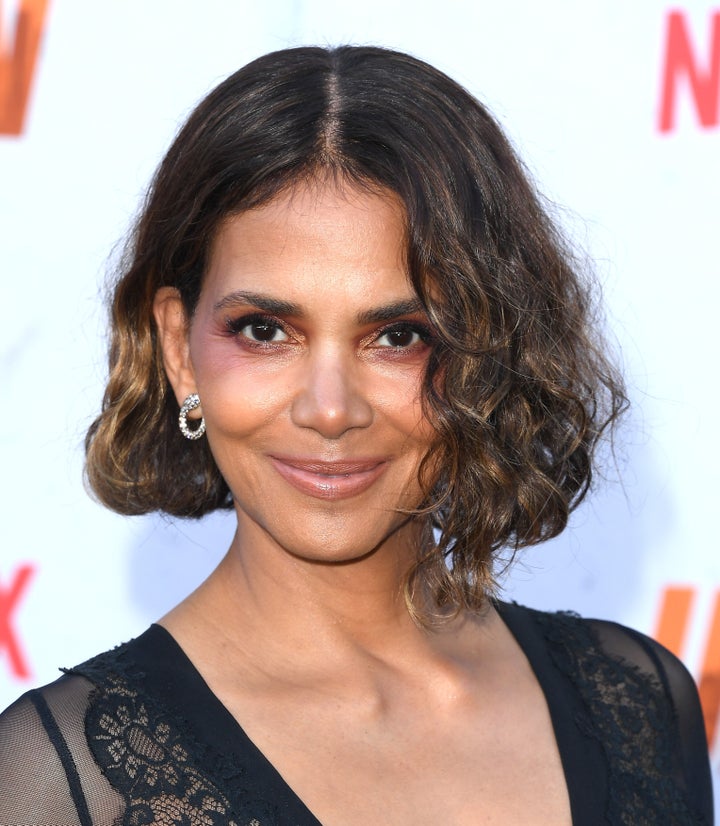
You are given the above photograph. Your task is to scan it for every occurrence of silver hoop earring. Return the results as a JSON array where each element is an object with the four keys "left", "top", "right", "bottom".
[{"left": 178, "top": 393, "right": 206, "bottom": 440}]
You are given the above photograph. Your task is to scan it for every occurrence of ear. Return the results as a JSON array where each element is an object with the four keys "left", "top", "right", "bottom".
[{"left": 153, "top": 287, "right": 199, "bottom": 413}]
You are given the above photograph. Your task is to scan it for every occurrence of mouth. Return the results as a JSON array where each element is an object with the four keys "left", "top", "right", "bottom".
[{"left": 269, "top": 456, "right": 389, "bottom": 500}]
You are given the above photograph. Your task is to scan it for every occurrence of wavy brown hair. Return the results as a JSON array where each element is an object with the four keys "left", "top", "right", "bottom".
[{"left": 85, "top": 45, "right": 627, "bottom": 621}]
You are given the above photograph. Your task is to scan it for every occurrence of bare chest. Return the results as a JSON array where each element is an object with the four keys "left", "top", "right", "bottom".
[{"left": 226, "top": 691, "right": 572, "bottom": 826}]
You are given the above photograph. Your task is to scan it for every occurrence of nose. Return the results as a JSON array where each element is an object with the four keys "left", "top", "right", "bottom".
[{"left": 291, "top": 348, "right": 373, "bottom": 439}]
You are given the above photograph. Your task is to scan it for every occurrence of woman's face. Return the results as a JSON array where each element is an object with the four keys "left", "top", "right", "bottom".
[{"left": 161, "top": 180, "right": 436, "bottom": 565}]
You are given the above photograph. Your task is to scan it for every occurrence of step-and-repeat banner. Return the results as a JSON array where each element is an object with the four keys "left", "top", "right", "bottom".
[{"left": 2, "top": 0, "right": 719, "bottom": 812}]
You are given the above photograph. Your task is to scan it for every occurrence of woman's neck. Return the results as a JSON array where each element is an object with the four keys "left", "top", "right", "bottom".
[{"left": 159, "top": 512, "right": 480, "bottom": 680}]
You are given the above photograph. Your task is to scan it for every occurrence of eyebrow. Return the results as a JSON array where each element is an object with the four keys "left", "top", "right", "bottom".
[
  {"left": 355, "top": 299, "right": 424, "bottom": 325},
  {"left": 214, "top": 291, "right": 300, "bottom": 316},
  {"left": 214, "top": 290, "right": 424, "bottom": 324}
]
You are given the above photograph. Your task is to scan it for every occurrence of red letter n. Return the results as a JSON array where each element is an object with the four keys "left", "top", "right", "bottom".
[
  {"left": 0, "top": 0, "right": 50, "bottom": 136},
  {"left": 658, "top": 10, "right": 720, "bottom": 133}
]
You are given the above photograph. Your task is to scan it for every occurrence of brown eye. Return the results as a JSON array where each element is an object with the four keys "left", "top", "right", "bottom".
[
  {"left": 234, "top": 319, "right": 289, "bottom": 343},
  {"left": 375, "top": 324, "right": 430, "bottom": 348}
]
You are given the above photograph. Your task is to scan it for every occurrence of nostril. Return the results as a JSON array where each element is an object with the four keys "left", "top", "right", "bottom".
[{"left": 290, "top": 365, "right": 373, "bottom": 437}]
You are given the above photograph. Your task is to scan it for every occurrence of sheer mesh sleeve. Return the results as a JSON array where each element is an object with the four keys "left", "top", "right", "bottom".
[
  {"left": 589, "top": 619, "right": 714, "bottom": 825},
  {"left": 0, "top": 674, "right": 123, "bottom": 826}
]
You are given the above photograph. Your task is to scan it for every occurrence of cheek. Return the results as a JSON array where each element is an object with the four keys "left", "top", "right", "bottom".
[
  {"left": 190, "top": 339, "right": 291, "bottom": 434},
  {"left": 372, "top": 371, "right": 437, "bottom": 457},
  {"left": 385, "top": 374, "right": 439, "bottom": 488},
  {"left": 378, "top": 361, "right": 432, "bottom": 423}
]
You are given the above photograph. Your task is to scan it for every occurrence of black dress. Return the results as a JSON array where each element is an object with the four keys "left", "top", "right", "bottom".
[{"left": 0, "top": 602, "right": 713, "bottom": 825}]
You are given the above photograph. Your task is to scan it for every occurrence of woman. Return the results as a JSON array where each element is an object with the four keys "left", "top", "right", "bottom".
[{"left": 0, "top": 46, "right": 712, "bottom": 825}]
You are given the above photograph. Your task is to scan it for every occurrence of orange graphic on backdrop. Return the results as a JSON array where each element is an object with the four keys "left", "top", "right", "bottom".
[
  {"left": 654, "top": 587, "right": 720, "bottom": 747},
  {"left": 0, "top": 0, "right": 49, "bottom": 135}
]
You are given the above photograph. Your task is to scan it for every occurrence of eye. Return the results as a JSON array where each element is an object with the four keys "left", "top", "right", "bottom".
[
  {"left": 226, "top": 314, "right": 290, "bottom": 344},
  {"left": 375, "top": 323, "right": 432, "bottom": 349},
  {"left": 242, "top": 321, "right": 288, "bottom": 343}
]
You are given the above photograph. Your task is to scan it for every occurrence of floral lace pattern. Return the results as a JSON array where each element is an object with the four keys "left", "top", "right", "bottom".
[
  {"left": 83, "top": 670, "right": 243, "bottom": 826},
  {"left": 530, "top": 609, "right": 706, "bottom": 826},
  {"left": 64, "top": 613, "right": 709, "bottom": 826}
]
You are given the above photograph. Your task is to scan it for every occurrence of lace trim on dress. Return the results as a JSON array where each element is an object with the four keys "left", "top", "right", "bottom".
[
  {"left": 529, "top": 609, "right": 707, "bottom": 826},
  {"left": 67, "top": 650, "right": 254, "bottom": 826},
  {"left": 65, "top": 611, "right": 710, "bottom": 826}
]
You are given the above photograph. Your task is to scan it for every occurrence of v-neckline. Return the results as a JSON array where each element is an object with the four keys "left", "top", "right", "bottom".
[
  {"left": 495, "top": 602, "right": 606, "bottom": 824},
  {"left": 133, "top": 604, "right": 602, "bottom": 825},
  {"left": 138, "top": 623, "right": 324, "bottom": 824}
]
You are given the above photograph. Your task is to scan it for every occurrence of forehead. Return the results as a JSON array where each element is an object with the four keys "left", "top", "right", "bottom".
[{"left": 203, "top": 180, "right": 411, "bottom": 303}]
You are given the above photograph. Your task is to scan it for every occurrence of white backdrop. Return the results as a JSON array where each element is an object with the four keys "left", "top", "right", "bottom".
[{"left": 1, "top": 0, "right": 719, "bottom": 814}]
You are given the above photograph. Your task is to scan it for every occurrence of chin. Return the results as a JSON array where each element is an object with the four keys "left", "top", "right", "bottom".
[{"left": 238, "top": 506, "right": 417, "bottom": 569}]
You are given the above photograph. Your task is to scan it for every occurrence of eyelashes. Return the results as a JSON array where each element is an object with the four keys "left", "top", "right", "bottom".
[
  {"left": 374, "top": 321, "right": 434, "bottom": 349},
  {"left": 224, "top": 313, "right": 434, "bottom": 352},
  {"left": 225, "top": 313, "right": 289, "bottom": 344}
]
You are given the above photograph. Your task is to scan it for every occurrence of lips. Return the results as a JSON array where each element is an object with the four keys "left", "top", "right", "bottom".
[{"left": 269, "top": 456, "right": 388, "bottom": 500}]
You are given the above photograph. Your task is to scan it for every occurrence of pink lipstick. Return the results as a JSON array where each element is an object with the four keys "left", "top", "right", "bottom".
[{"left": 269, "top": 456, "right": 388, "bottom": 500}]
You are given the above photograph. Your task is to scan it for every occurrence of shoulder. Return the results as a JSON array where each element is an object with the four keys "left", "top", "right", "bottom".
[
  {"left": 0, "top": 630, "right": 159, "bottom": 825},
  {"left": 0, "top": 673, "right": 115, "bottom": 824},
  {"left": 497, "top": 601, "right": 714, "bottom": 824},
  {"left": 499, "top": 601, "right": 702, "bottom": 726},
  {"left": 583, "top": 615, "right": 702, "bottom": 705},
  {"left": 505, "top": 602, "right": 700, "bottom": 705},
  {"left": 0, "top": 672, "right": 96, "bottom": 771}
]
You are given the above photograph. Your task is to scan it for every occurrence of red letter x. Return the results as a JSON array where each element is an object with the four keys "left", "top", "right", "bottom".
[{"left": 0, "top": 564, "right": 35, "bottom": 679}]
